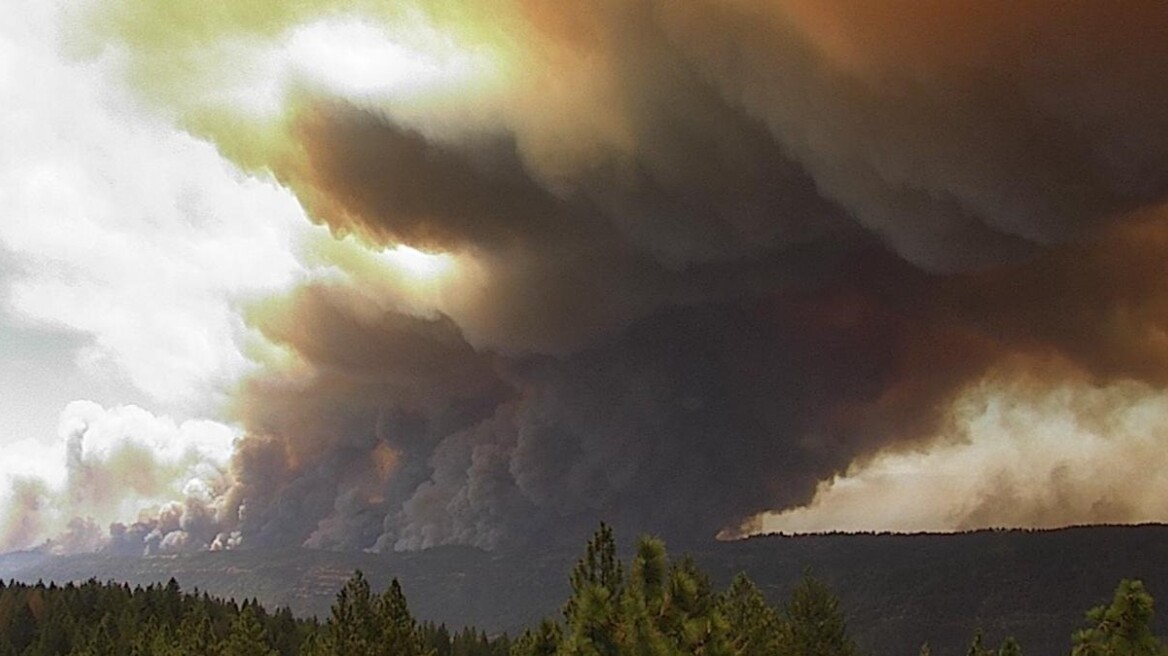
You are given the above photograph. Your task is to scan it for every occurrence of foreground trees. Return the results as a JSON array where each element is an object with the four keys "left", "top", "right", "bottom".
[
  {"left": 514, "top": 524, "right": 855, "bottom": 656},
  {"left": 1071, "top": 579, "right": 1167, "bottom": 656},
  {"left": 952, "top": 577, "right": 1168, "bottom": 656},
  {"left": 0, "top": 573, "right": 485, "bottom": 656},
  {"left": 0, "top": 526, "right": 1163, "bottom": 655}
]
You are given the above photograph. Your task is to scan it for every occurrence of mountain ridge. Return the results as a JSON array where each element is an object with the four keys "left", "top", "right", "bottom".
[{"left": 3, "top": 524, "right": 1167, "bottom": 655}]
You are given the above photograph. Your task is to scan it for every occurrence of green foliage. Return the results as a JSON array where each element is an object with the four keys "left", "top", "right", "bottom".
[
  {"left": 564, "top": 523, "right": 624, "bottom": 627},
  {"left": 560, "top": 524, "right": 627, "bottom": 656},
  {"left": 376, "top": 579, "right": 428, "bottom": 656},
  {"left": 324, "top": 570, "right": 379, "bottom": 654},
  {"left": 175, "top": 603, "right": 216, "bottom": 655},
  {"left": 780, "top": 572, "right": 856, "bottom": 656},
  {"left": 319, "top": 571, "right": 437, "bottom": 656},
  {"left": 0, "top": 577, "right": 324, "bottom": 656},
  {"left": 0, "top": 571, "right": 507, "bottom": 656},
  {"left": 511, "top": 619, "right": 561, "bottom": 656},
  {"left": 966, "top": 629, "right": 992, "bottom": 656},
  {"left": 218, "top": 605, "right": 277, "bottom": 656},
  {"left": 5, "top": 528, "right": 1166, "bottom": 656},
  {"left": 620, "top": 538, "right": 675, "bottom": 656},
  {"left": 1072, "top": 579, "right": 1167, "bottom": 656},
  {"left": 544, "top": 526, "right": 849, "bottom": 656},
  {"left": 661, "top": 557, "right": 730, "bottom": 656},
  {"left": 998, "top": 635, "right": 1022, "bottom": 656},
  {"left": 722, "top": 574, "right": 783, "bottom": 656}
]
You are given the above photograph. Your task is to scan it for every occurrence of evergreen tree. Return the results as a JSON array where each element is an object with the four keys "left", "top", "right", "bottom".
[
  {"left": 219, "top": 605, "right": 277, "bottom": 656},
  {"left": 375, "top": 578, "right": 430, "bottom": 656},
  {"left": 1072, "top": 579, "right": 1166, "bottom": 656},
  {"left": 966, "top": 629, "right": 993, "bottom": 656},
  {"left": 662, "top": 556, "right": 731, "bottom": 656},
  {"left": 160, "top": 578, "right": 183, "bottom": 626},
  {"left": 621, "top": 538, "right": 673, "bottom": 656},
  {"left": 268, "top": 606, "right": 299, "bottom": 656},
  {"left": 564, "top": 524, "right": 624, "bottom": 625},
  {"left": 68, "top": 614, "right": 116, "bottom": 656},
  {"left": 781, "top": 572, "right": 856, "bottom": 656},
  {"left": 421, "top": 622, "right": 453, "bottom": 656},
  {"left": 174, "top": 602, "right": 216, "bottom": 655},
  {"left": 510, "top": 619, "right": 561, "bottom": 656},
  {"left": 298, "top": 631, "right": 328, "bottom": 656},
  {"left": 31, "top": 595, "right": 76, "bottom": 655},
  {"left": 721, "top": 573, "right": 783, "bottom": 656},
  {"left": 998, "top": 635, "right": 1022, "bottom": 656},
  {"left": 491, "top": 633, "right": 514, "bottom": 656},
  {"left": 560, "top": 524, "right": 626, "bottom": 656},
  {"left": 559, "top": 579, "right": 623, "bottom": 656},
  {"left": 324, "top": 570, "right": 379, "bottom": 655},
  {"left": 7, "top": 595, "right": 38, "bottom": 654}
]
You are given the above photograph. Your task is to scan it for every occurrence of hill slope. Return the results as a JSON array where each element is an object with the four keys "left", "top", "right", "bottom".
[{"left": 2, "top": 525, "right": 1166, "bottom": 655}]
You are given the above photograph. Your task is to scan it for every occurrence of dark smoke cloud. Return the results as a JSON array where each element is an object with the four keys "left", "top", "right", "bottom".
[
  {"left": 229, "top": 282, "right": 930, "bottom": 550},
  {"left": 80, "top": 0, "right": 1168, "bottom": 550}
]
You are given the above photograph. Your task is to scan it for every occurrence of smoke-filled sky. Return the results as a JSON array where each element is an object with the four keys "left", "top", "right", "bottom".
[{"left": 6, "top": 0, "right": 1168, "bottom": 555}]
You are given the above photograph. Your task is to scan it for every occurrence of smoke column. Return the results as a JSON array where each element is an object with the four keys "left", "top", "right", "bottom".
[{"left": 10, "top": 0, "right": 1168, "bottom": 553}]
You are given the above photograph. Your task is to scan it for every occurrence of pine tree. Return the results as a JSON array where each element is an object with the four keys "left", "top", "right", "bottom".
[
  {"left": 268, "top": 606, "right": 299, "bottom": 656},
  {"left": 560, "top": 524, "right": 626, "bottom": 656},
  {"left": 564, "top": 524, "right": 624, "bottom": 625},
  {"left": 559, "top": 581, "right": 624, "bottom": 656},
  {"left": 621, "top": 537, "right": 673, "bottom": 656},
  {"left": 998, "top": 635, "right": 1022, "bottom": 656},
  {"left": 325, "top": 570, "right": 379, "bottom": 655},
  {"left": 175, "top": 602, "right": 216, "bottom": 655},
  {"left": 662, "top": 556, "right": 731, "bottom": 656},
  {"left": 1072, "top": 579, "right": 1166, "bottom": 656},
  {"left": 421, "top": 621, "right": 453, "bottom": 656},
  {"left": 160, "top": 578, "right": 183, "bottom": 626},
  {"left": 721, "top": 573, "right": 783, "bottom": 656},
  {"left": 7, "top": 595, "right": 39, "bottom": 654},
  {"left": 218, "top": 605, "right": 277, "bottom": 656},
  {"left": 966, "top": 629, "right": 993, "bottom": 656},
  {"left": 298, "top": 631, "right": 328, "bottom": 656},
  {"left": 781, "top": 572, "right": 856, "bottom": 656},
  {"left": 375, "top": 578, "right": 430, "bottom": 656},
  {"left": 31, "top": 595, "right": 76, "bottom": 655},
  {"left": 70, "top": 614, "right": 116, "bottom": 656},
  {"left": 510, "top": 619, "right": 561, "bottom": 656}
]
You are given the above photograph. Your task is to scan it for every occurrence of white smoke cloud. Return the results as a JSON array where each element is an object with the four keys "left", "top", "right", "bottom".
[
  {"left": 755, "top": 375, "right": 1168, "bottom": 535},
  {"left": 0, "top": 0, "right": 315, "bottom": 413},
  {"left": 0, "top": 401, "right": 237, "bottom": 554},
  {"left": 0, "top": 0, "right": 321, "bottom": 553}
]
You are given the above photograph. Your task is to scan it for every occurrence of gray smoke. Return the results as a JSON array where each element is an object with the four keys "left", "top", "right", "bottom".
[{"left": 64, "top": 0, "right": 1168, "bottom": 551}]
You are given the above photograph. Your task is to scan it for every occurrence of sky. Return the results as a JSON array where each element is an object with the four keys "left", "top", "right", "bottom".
[{"left": 5, "top": 0, "right": 1168, "bottom": 555}]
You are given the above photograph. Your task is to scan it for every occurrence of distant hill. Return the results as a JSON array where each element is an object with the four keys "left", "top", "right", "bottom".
[{"left": 2, "top": 524, "right": 1167, "bottom": 655}]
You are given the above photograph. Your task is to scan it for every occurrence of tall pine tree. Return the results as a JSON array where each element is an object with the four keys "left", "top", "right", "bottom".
[{"left": 781, "top": 572, "right": 855, "bottom": 656}]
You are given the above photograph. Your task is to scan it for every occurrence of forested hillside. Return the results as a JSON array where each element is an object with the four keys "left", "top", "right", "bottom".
[{"left": 2, "top": 525, "right": 1167, "bottom": 655}]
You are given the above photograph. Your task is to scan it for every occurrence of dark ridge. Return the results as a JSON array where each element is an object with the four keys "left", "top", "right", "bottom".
[{"left": 3, "top": 524, "right": 1167, "bottom": 655}]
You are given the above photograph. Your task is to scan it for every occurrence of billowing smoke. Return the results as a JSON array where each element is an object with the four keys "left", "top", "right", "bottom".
[
  {"left": 0, "top": 402, "right": 235, "bottom": 554},
  {"left": 18, "top": 0, "right": 1168, "bottom": 553}
]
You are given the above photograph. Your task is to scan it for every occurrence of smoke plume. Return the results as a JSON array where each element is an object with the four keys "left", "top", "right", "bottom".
[
  {"left": 22, "top": 0, "right": 1168, "bottom": 552},
  {"left": 0, "top": 402, "right": 234, "bottom": 554}
]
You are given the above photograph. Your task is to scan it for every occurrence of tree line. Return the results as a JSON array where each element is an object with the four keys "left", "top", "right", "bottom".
[{"left": 0, "top": 524, "right": 1162, "bottom": 655}]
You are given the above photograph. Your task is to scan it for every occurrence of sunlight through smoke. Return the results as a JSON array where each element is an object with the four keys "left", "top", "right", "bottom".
[
  {"left": 381, "top": 245, "right": 456, "bottom": 283},
  {"left": 228, "top": 14, "right": 500, "bottom": 118}
]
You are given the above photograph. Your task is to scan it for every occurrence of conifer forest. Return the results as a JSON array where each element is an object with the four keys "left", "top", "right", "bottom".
[{"left": 0, "top": 526, "right": 1160, "bottom": 655}]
